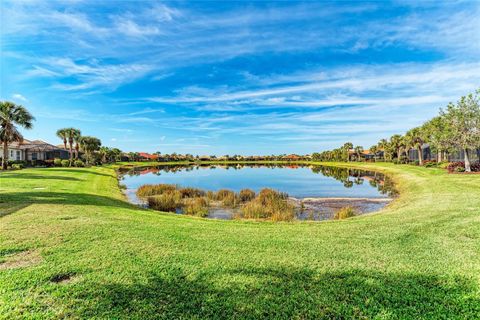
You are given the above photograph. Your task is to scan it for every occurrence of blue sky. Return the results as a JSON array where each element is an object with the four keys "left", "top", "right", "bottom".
[{"left": 1, "top": 1, "right": 479, "bottom": 155}]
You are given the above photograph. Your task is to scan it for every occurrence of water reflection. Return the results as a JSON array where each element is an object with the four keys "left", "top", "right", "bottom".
[{"left": 119, "top": 164, "right": 397, "bottom": 220}]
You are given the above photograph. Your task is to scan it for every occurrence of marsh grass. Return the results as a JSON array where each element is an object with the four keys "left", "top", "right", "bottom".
[
  {"left": 136, "top": 184, "right": 177, "bottom": 198},
  {"left": 179, "top": 187, "right": 206, "bottom": 198},
  {"left": 240, "top": 188, "right": 295, "bottom": 221},
  {"left": 147, "top": 191, "right": 182, "bottom": 212},
  {"left": 334, "top": 206, "right": 357, "bottom": 220},
  {"left": 239, "top": 188, "right": 256, "bottom": 202},
  {"left": 183, "top": 197, "right": 209, "bottom": 217}
]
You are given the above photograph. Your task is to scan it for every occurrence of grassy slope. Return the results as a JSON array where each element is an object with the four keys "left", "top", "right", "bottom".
[{"left": 0, "top": 163, "right": 479, "bottom": 319}]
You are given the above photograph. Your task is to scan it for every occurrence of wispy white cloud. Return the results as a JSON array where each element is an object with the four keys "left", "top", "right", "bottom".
[{"left": 12, "top": 93, "right": 28, "bottom": 102}]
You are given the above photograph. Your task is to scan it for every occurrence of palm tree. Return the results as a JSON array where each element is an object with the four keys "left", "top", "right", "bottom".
[
  {"left": 343, "top": 142, "right": 353, "bottom": 162},
  {"left": 405, "top": 127, "right": 426, "bottom": 165},
  {"left": 377, "top": 139, "right": 390, "bottom": 161},
  {"left": 369, "top": 145, "right": 378, "bottom": 162},
  {"left": 78, "top": 136, "right": 101, "bottom": 166},
  {"left": 0, "top": 102, "right": 35, "bottom": 170},
  {"left": 389, "top": 134, "right": 404, "bottom": 160},
  {"left": 354, "top": 146, "right": 364, "bottom": 161},
  {"left": 74, "top": 134, "right": 82, "bottom": 160},
  {"left": 56, "top": 128, "right": 68, "bottom": 151},
  {"left": 99, "top": 146, "right": 110, "bottom": 163},
  {"left": 64, "top": 128, "right": 81, "bottom": 165}
]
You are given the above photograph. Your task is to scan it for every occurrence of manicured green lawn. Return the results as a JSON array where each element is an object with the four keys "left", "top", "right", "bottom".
[{"left": 0, "top": 163, "right": 479, "bottom": 319}]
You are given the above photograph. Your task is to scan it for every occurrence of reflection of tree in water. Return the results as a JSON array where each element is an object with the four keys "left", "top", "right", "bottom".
[
  {"left": 124, "top": 164, "right": 396, "bottom": 197},
  {"left": 309, "top": 166, "right": 396, "bottom": 197}
]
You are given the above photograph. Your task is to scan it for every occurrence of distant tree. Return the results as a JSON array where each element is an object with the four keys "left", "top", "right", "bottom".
[
  {"left": 369, "top": 145, "right": 378, "bottom": 162},
  {"left": 377, "top": 139, "right": 391, "bottom": 161},
  {"left": 0, "top": 102, "right": 35, "bottom": 170},
  {"left": 343, "top": 142, "right": 353, "bottom": 162},
  {"left": 441, "top": 90, "right": 480, "bottom": 172},
  {"left": 389, "top": 134, "right": 404, "bottom": 160},
  {"left": 422, "top": 116, "right": 453, "bottom": 162},
  {"left": 78, "top": 136, "right": 101, "bottom": 166},
  {"left": 354, "top": 146, "right": 364, "bottom": 161},
  {"left": 99, "top": 146, "right": 110, "bottom": 163},
  {"left": 59, "top": 128, "right": 81, "bottom": 165},
  {"left": 56, "top": 128, "right": 68, "bottom": 150},
  {"left": 405, "top": 127, "right": 427, "bottom": 165}
]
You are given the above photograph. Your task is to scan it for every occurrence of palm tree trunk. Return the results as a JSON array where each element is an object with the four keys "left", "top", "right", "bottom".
[
  {"left": 69, "top": 142, "right": 73, "bottom": 166},
  {"left": 464, "top": 149, "right": 471, "bottom": 172},
  {"left": 2, "top": 141, "right": 8, "bottom": 170},
  {"left": 417, "top": 146, "right": 423, "bottom": 165}
]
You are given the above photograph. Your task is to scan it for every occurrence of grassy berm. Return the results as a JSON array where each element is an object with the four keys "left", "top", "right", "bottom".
[{"left": 0, "top": 163, "right": 479, "bottom": 319}]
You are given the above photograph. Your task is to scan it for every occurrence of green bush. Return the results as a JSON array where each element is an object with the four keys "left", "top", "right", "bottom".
[
  {"left": 53, "top": 158, "right": 62, "bottom": 167},
  {"left": 334, "top": 206, "right": 357, "bottom": 220},
  {"left": 438, "top": 161, "right": 450, "bottom": 169},
  {"left": 11, "top": 163, "right": 23, "bottom": 170},
  {"left": 74, "top": 160, "right": 84, "bottom": 167},
  {"left": 61, "top": 160, "right": 70, "bottom": 167}
]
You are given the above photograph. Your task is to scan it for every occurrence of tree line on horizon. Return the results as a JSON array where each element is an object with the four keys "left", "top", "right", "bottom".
[
  {"left": 2, "top": 89, "right": 479, "bottom": 170},
  {"left": 311, "top": 89, "right": 480, "bottom": 172}
]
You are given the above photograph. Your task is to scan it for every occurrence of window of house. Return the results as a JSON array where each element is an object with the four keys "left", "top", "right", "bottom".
[
  {"left": 32, "top": 152, "right": 38, "bottom": 160},
  {"left": 10, "top": 150, "right": 14, "bottom": 158},
  {"left": 16, "top": 151, "right": 21, "bottom": 160}
]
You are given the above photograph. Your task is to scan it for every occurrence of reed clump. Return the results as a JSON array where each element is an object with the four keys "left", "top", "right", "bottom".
[
  {"left": 147, "top": 191, "right": 182, "bottom": 212},
  {"left": 333, "top": 206, "right": 357, "bottom": 220},
  {"left": 240, "top": 188, "right": 295, "bottom": 221},
  {"left": 239, "top": 188, "right": 256, "bottom": 202},
  {"left": 183, "top": 197, "right": 209, "bottom": 217},
  {"left": 136, "top": 184, "right": 177, "bottom": 198}
]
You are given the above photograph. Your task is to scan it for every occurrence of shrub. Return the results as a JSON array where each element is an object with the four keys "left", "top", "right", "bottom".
[
  {"left": 11, "top": 163, "right": 23, "bottom": 170},
  {"left": 334, "top": 206, "right": 357, "bottom": 220},
  {"left": 74, "top": 160, "right": 84, "bottom": 167},
  {"left": 423, "top": 160, "right": 437, "bottom": 168},
  {"left": 438, "top": 161, "right": 449, "bottom": 169},
  {"left": 136, "top": 184, "right": 177, "bottom": 198},
  {"left": 470, "top": 162, "right": 480, "bottom": 172},
  {"left": 446, "top": 162, "right": 465, "bottom": 173},
  {"left": 53, "top": 158, "right": 62, "bottom": 167},
  {"left": 413, "top": 160, "right": 419, "bottom": 166},
  {"left": 183, "top": 197, "right": 209, "bottom": 217},
  {"left": 239, "top": 189, "right": 255, "bottom": 202},
  {"left": 179, "top": 187, "right": 205, "bottom": 198},
  {"left": 455, "top": 166, "right": 466, "bottom": 173},
  {"left": 147, "top": 191, "right": 182, "bottom": 212},
  {"left": 61, "top": 160, "right": 70, "bottom": 167}
]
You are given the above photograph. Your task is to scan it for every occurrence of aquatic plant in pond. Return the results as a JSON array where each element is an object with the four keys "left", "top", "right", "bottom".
[
  {"left": 137, "top": 184, "right": 297, "bottom": 221},
  {"left": 238, "top": 188, "right": 295, "bottom": 221},
  {"left": 334, "top": 206, "right": 357, "bottom": 220},
  {"left": 122, "top": 164, "right": 397, "bottom": 220}
]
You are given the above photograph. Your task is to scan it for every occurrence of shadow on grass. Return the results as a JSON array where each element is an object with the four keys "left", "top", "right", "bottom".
[
  {"left": 0, "top": 171, "right": 83, "bottom": 181},
  {"left": 49, "top": 168, "right": 112, "bottom": 177},
  {"left": 71, "top": 267, "right": 478, "bottom": 319},
  {"left": 0, "top": 191, "right": 135, "bottom": 217}
]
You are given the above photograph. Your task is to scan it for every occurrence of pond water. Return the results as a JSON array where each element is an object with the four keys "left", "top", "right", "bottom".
[{"left": 119, "top": 164, "right": 396, "bottom": 220}]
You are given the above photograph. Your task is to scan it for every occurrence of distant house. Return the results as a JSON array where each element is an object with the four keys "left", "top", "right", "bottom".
[
  {"left": 0, "top": 139, "right": 69, "bottom": 162},
  {"left": 138, "top": 152, "right": 158, "bottom": 161},
  {"left": 283, "top": 154, "right": 301, "bottom": 161}
]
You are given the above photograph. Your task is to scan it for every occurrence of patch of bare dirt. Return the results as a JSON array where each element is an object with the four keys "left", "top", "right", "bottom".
[
  {"left": 50, "top": 272, "right": 79, "bottom": 284},
  {"left": 0, "top": 250, "right": 42, "bottom": 270}
]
